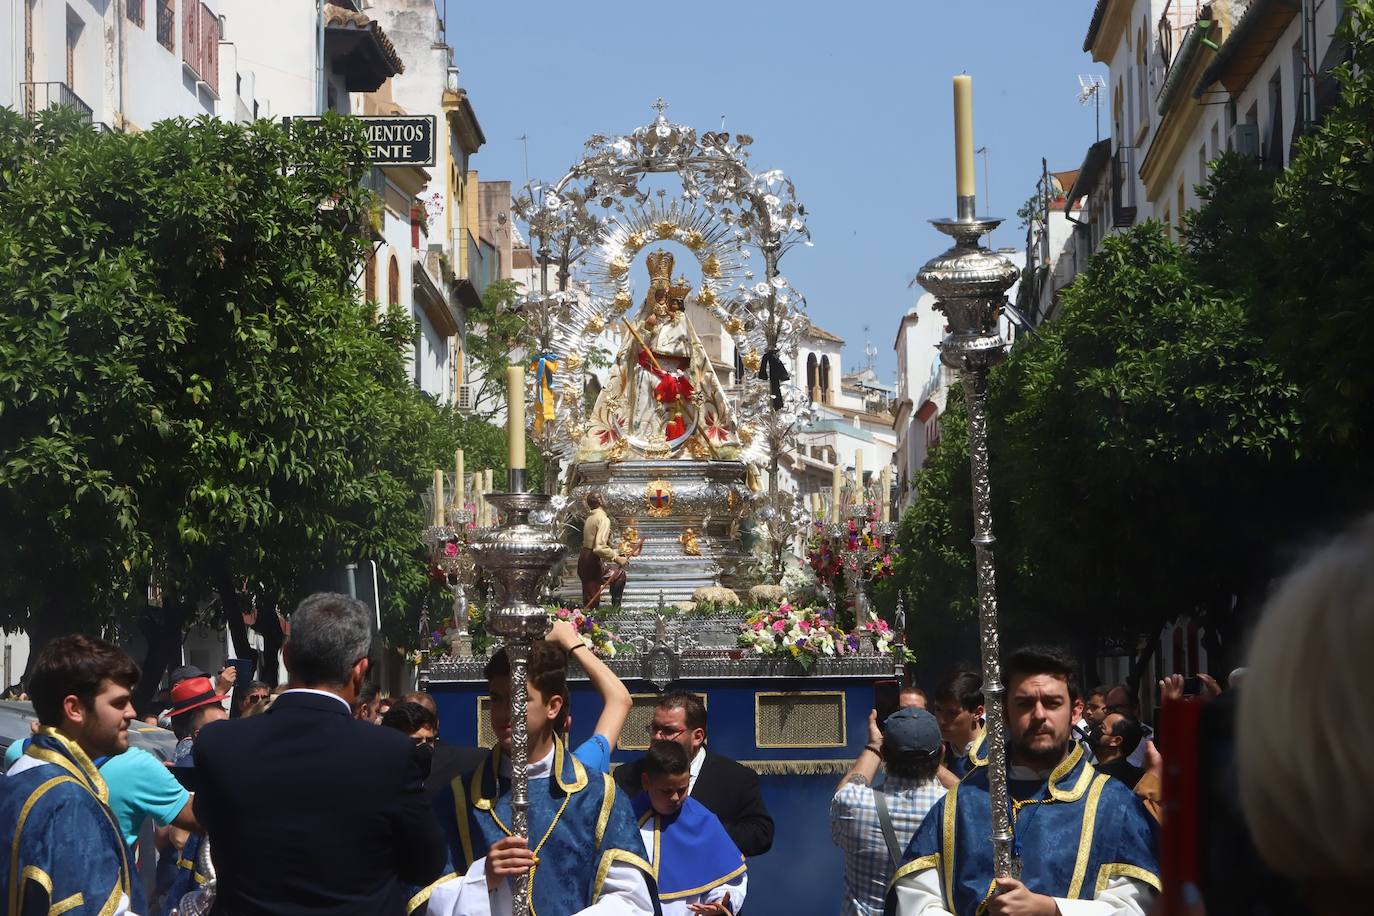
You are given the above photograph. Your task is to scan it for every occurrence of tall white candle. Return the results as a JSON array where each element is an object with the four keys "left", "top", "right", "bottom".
[
  {"left": 954, "top": 75, "right": 976, "bottom": 199},
  {"left": 881, "top": 465, "right": 892, "bottom": 522},
  {"left": 506, "top": 366, "right": 526, "bottom": 471},
  {"left": 831, "top": 464, "right": 842, "bottom": 523}
]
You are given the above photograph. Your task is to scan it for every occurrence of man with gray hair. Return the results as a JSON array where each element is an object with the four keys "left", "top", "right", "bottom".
[{"left": 193, "top": 592, "right": 446, "bottom": 914}]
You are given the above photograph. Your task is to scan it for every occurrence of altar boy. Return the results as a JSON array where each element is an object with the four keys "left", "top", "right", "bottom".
[
  {"left": 427, "top": 641, "right": 659, "bottom": 916},
  {"left": 634, "top": 741, "right": 748, "bottom": 916}
]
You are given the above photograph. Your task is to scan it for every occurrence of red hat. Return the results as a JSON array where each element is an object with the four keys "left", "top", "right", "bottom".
[{"left": 168, "top": 676, "right": 223, "bottom": 718}]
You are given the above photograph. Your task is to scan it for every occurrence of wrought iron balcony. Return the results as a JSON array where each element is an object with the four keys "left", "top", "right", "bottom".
[{"left": 19, "top": 82, "right": 94, "bottom": 123}]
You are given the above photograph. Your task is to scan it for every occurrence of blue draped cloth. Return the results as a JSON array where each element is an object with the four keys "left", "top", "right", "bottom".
[
  {"left": 0, "top": 728, "right": 133, "bottom": 915},
  {"left": 631, "top": 794, "right": 745, "bottom": 902},
  {"left": 432, "top": 736, "right": 657, "bottom": 915},
  {"left": 886, "top": 744, "right": 1159, "bottom": 916},
  {"left": 946, "top": 732, "right": 988, "bottom": 780}
]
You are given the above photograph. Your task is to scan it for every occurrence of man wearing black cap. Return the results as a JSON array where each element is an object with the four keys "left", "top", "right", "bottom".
[{"left": 831, "top": 705, "right": 946, "bottom": 916}]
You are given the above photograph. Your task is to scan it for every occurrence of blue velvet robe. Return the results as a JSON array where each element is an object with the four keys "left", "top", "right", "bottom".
[
  {"left": 164, "top": 833, "right": 211, "bottom": 912},
  {"left": 432, "top": 736, "right": 658, "bottom": 916},
  {"left": 947, "top": 732, "right": 989, "bottom": 780},
  {"left": 886, "top": 744, "right": 1159, "bottom": 916},
  {"left": 0, "top": 729, "right": 133, "bottom": 915}
]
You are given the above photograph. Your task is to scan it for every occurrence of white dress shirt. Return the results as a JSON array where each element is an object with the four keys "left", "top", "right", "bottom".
[
  {"left": 428, "top": 747, "right": 655, "bottom": 916},
  {"left": 687, "top": 745, "right": 706, "bottom": 794},
  {"left": 639, "top": 813, "right": 748, "bottom": 915}
]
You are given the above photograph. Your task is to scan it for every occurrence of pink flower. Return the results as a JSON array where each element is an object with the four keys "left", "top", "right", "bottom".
[
  {"left": 798, "top": 620, "right": 812, "bottom": 633},
  {"left": 772, "top": 620, "right": 786, "bottom": 633},
  {"left": 443, "top": 542, "right": 459, "bottom": 557}
]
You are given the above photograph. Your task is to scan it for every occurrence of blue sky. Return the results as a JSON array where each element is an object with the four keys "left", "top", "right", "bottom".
[{"left": 447, "top": 1, "right": 1106, "bottom": 381}]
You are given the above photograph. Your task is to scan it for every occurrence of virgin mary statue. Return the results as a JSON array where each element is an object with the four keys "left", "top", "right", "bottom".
[{"left": 577, "top": 250, "right": 741, "bottom": 462}]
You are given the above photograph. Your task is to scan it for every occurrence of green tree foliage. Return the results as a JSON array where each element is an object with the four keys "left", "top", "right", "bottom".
[
  {"left": 896, "top": 3, "right": 1374, "bottom": 676},
  {"left": 0, "top": 109, "right": 503, "bottom": 677}
]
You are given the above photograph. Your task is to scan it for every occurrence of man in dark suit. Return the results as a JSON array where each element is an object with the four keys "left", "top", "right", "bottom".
[
  {"left": 194, "top": 593, "right": 446, "bottom": 915},
  {"left": 614, "top": 690, "right": 774, "bottom": 857},
  {"left": 393, "top": 690, "right": 486, "bottom": 799}
]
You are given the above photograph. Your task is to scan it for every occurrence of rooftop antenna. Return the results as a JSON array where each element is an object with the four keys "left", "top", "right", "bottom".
[
  {"left": 864, "top": 325, "right": 877, "bottom": 374},
  {"left": 1078, "top": 74, "right": 1106, "bottom": 141},
  {"left": 517, "top": 134, "right": 529, "bottom": 186}
]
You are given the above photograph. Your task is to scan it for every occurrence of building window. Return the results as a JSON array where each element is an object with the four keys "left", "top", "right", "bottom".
[
  {"left": 363, "top": 250, "right": 377, "bottom": 304},
  {"left": 820, "top": 355, "right": 832, "bottom": 404},
  {"left": 1266, "top": 70, "right": 1284, "bottom": 168},
  {"left": 387, "top": 255, "right": 400, "bottom": 307},
  {"left": 66, "top": 8, "right": 81, "bottom": 89},
  {"left": 806, "top": 353, "right": 818, "bottom": 402},
  {"left": 1176, "top": 182, "right": 1186, "bottom": 236},
  {"left": 156, "top": 0, "right": 175, "bottom": 51},
  {"left": 127, "top": 0, "right": 144, "bottom": 27}
]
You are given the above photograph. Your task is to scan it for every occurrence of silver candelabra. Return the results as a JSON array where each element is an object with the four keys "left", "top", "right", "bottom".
[
  {"left": 918, "top": 193, "right": 1021, "bottom": 878},
  {"left": 466, "top": 475, "right": 567, "bottom": 916}
]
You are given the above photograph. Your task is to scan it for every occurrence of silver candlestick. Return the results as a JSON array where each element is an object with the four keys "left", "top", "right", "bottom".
[
  {"left": 466, "top": 475, "right": 567, "bottom": 916},
  {"left": 918, "top": 197, "right": 1021, "bottom": 878}
]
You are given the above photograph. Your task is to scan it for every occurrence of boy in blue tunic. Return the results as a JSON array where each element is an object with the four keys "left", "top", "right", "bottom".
[
  {"left": 0, "top": 635, "right": 139, "bottom": 915},
  {"left": 887, "top": 646, "right": 1159, "bottom": 916},
  {"left": 632, "top": 741, "right": 746, "bottom": 915},
  {"left": 429, "top": 641, "right": 659, "bottom": 916}
]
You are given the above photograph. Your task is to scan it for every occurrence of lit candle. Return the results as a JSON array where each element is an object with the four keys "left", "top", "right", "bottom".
[
  {"left": 881, "top": 466, "right": 892, "bottom": 522},
  {"left": 506, "top": 365, "right": 526, "bottom": 472},
  {"left": 454, "top": 448, "right": 464, "bottom": 509},
  {"left": 953, "top": 75, "right": 976, "bottom": 200},
  {"left": 432, "top": 468, "right": 444, "bottom": 528},
  {"left": 855, "top": 450, "right": 864, "bottom": 492},
  {"left": 831, "top": 464, "right": 842, "bottom": 523}
]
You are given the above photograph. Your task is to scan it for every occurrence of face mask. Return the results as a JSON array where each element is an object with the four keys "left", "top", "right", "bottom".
[
  {"left": 413, "top": 742, "right": 435, "bottom": 778},
  {"left": 1086, "top": 725, "right": 1106, "bottom": 751}
]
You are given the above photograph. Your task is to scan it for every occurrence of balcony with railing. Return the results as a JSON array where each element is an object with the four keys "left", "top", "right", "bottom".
[{"left": 19, "top": 82, "right": 93, "bottom": 122}]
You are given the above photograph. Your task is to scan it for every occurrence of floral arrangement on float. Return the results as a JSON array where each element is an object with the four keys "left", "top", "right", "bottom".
[
  {"left": 852, "top": 618, "right": 911, "bottom": 658},
  {"left": 548, "top": 606, "right": 629, "bottom": 658},
  {"left": 737, "top": 601, "right": 912, "bottom": 670}
]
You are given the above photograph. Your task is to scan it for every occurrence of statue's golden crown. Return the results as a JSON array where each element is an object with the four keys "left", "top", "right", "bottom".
[{"left": 645, "top": 249, "right": 692, "bottom": 301}]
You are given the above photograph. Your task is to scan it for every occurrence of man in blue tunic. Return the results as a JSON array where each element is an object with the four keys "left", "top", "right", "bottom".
[
  {"left": 887, "top": 646, "right": 1159, "bottom": 916},
  {"left": 0, "top": 635, "right": 139, "bottom": 915},
  {"left": 429, "top": 641, "right": 659, "bottom": 915}
]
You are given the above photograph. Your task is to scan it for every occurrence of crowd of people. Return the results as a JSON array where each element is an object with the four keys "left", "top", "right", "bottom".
[
  {"left": 1, "top": 512, "right": 1371, "bottom": 915},
  {"left": 0, "top": 593, "right": 774, "bottom": 916}
]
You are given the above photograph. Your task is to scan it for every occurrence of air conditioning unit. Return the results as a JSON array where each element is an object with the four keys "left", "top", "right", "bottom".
[
  {"left": 456, "top": 383, "right": 474, "bottom": 415},
  {"left": 1231, "top": 123, "right": 1260, "bottom": 160}
]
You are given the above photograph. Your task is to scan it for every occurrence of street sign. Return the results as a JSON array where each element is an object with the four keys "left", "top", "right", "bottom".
[{"left": 285, "top": 114, "right": 437, "bottom": 167}]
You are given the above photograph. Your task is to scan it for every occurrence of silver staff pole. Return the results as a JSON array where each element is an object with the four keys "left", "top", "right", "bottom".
[
  {"left": 467, "top": 468, "right": 567, "bottom": 916},
  {"left": 918, "top": 191, "right": 1022, "bottom": 878}
]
